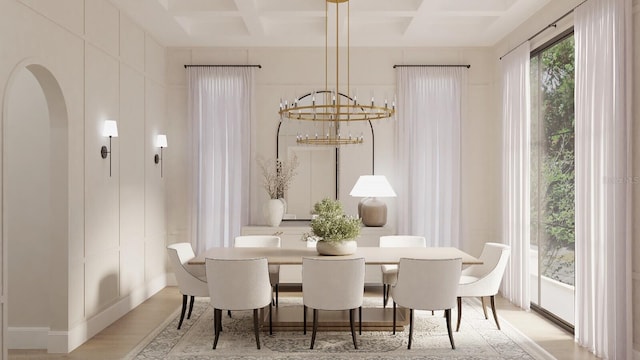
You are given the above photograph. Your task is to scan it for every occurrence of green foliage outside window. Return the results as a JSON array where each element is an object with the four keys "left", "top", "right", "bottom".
[{"left": 530, "top": 35, "right": 575, "bottom": 286}]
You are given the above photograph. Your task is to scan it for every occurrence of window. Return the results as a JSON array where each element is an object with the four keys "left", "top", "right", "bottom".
[{"left": 530, "top": 32, "right": 575, "bottom": 327}]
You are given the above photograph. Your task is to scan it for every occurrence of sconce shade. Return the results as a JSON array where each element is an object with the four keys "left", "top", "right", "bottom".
[
  {"left": 350, "top": 175, "right": 396, "bottom": 227},
  {"left": 349, "top": 175, "right": 397, "bottom": 198},
  {"left": 103, "top": 120, "right": 118, "bottom": 137},
  {"left": 156, "top": 134, "right": 168, "bottom": 148}
]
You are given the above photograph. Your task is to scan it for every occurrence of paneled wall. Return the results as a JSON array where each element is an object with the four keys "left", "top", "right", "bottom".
[
  {"left": 632, "top": 0, "right": 640, "bottom": 355},
  {"left": 165, "top": 46, "right": 500, "bottom": 258},
  {"left": 0, "top": 0, "right": 167, "bottom": 353}
]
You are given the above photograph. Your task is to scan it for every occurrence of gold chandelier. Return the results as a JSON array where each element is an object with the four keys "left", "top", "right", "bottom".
[{"left": 278, "top": 0, "right": 395, "bottom": 146}]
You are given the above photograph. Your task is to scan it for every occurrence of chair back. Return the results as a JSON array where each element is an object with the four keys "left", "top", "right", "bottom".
[
  {"left": 205, "top": 257, "right": 272, "bottom": 310},
  {"left": 302, "top": 257, "right": 365, "bottom": 310},
  {"left": 379, "top": 235, "right": 426, "bottom": 248},
  {"left": 392, "top": 258, "right": 462, "bottom": 311},
  {"left": 167, "top": 243, "right": 208, "bottom": 296},
  {"left": 461, "top": 243, "right": 510, "bottom": 294},
  {"left": 234, "top": 235, "right": 281, "bottom": 248}
]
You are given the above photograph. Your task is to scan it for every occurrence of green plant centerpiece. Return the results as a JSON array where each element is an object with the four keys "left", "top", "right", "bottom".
[{"left": 304, "top": 198, "right": 362, "bottom": 255}]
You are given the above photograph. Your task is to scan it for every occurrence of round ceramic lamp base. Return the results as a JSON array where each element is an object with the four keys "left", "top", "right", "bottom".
[{"left": 360, "top": 197, "right": 387, "bottom": 227}]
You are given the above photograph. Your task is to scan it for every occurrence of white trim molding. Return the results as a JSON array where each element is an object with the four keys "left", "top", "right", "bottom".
[{"left": 47, "top": 274, "right": 168, "bottom": 353}]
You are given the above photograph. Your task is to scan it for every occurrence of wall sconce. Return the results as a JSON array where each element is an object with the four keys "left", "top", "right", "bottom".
[
  {"left": 154, "top": 134, "right": 167, "bottom": 177},
  {"left": 100, "top": 120, "right": 118, "bottom": 177}
]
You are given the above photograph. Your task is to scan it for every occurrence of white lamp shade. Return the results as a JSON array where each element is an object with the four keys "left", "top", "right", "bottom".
[
  {"left": 156, "top": 134, "right": 168, "bottom": 148},
  {"left": 349, "top": 175, "right": 397, "bottom": 198},
  {"left": 103, "top": 120, "right": 118, "bottom": 137}
]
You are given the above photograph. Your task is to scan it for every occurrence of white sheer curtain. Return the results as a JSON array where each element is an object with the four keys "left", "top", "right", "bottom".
[
  {"left": 187, "top": 67, "right": 254, "bottom": 254},
  {"left": 395, "top": 67, "right": 466, "bottom": 247},
  {"left": 574, "top": 0, "right": 632, "bottom": 357},
  {"left": 500, "top": 43, "right": 530, "bottom": 310}
]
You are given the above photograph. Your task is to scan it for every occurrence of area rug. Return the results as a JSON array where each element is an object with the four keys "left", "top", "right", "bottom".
[{"left": 125, "top": 296, "right": 555, "bottom": 360}]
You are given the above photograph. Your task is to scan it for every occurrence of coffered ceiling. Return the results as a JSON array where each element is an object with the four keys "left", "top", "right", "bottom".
[{"left": 110, "top": 0, "right": 551, "bottom": 47}]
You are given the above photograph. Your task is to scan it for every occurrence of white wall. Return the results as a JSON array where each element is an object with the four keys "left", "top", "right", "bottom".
[
  {"left": 165, "top": 46, "right": 500, "bottom": 258},
  {"left": 632, "top": 0, "right": 640, "bottom": 354},
  {"left": 6, "top": 68, "right": 51, "bottom": 331},
  {"left": 0, "top": 0, "right": 168, "bottom": 353}
]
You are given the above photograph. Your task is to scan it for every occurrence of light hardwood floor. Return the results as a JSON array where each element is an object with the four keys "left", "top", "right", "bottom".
[{"left": 8, "top": 286, "right": 599, "bottom": 359}]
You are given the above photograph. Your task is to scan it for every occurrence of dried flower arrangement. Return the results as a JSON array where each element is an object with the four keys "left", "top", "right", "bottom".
[{"left": 258, "top": 155, "right": 299, "bottom": 199}]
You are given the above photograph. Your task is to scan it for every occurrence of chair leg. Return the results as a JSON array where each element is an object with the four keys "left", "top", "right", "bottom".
[
  {"left": 187, "top": 296, "right": 195, "bottom": 319},
  {"left": 310, "top": 309, "right": 318, "bottom": 349},
  {"left": 253, "top": 309, "right": 261, "bottom": 349},
  {"left": 269, "top": 303, "right": 273, "bottom": 335},
  {"left": 392, "top": 301, "right": 396, "bottom": 335},
  {"left": 275, "top": 284, "right": 279, "bottom": 307},
  {"left": 384, "top": 284, "right": 391, "bottom": 308},
  {"left": 481, "top": 296, "right": 488, "bottom": 319},
  {"left": 446, "top": 308, "right": 455, "bottom": 349},
  {"left": 490, "top": 295, "right": 501, "bottom": 330},
  {"left": 350, "top": 308, "right": 358, "bottom": 349},
  {"left": 382, "top": 284, "right": 387, "bottom": 307},
  {"left": 456, "top": 297, "right": 462, "bottom": 332},
  {"left": 213, "top": 308, "right": 221, "bottom": 349},
  {"left": 227, "top": 310, "right": 232, "bottom": 317},
  {"left": 407, "top": 309, "right": 413, "bottom": 349},
  {"left": 359, "top": 306, "right": 362, "bottom": 335},
  {"left": 303, "top": 305, "right": 307, "bottom": 335},
  {"left": 178, "top": 295, "right": 188, "bottom": 329}
]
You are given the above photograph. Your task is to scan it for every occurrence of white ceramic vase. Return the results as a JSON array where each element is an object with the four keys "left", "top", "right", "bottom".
[
  {"left": 316, "top": 239, "right": 357, "bottom": 256},
  {"left": 266, "top": 198, "right": 285, "bottom": 227}
]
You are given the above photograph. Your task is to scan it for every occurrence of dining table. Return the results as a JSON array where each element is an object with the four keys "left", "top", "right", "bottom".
[
  {"left": 188, "top": 246, "right": 482, "bottom": 331},
  {"left": 189, "top": 246, "right": 482, "bottom": 266}
]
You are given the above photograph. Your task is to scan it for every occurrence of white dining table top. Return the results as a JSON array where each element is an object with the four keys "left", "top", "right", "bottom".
[{"left": 189, "top": 246, "right": 482, "bottom": 265}]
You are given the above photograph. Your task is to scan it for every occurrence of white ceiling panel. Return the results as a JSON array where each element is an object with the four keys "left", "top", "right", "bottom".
[{"left": 111, "top": 0, "right": 552, "bottom": 47}]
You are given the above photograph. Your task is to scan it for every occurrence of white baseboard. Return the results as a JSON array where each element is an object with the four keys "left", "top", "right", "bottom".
[
  {"left": 46, "top": 274, "right": 168, "bottom": 353},
  {"left": 7, "top": 327, "right": 48, "bottom": 349}
]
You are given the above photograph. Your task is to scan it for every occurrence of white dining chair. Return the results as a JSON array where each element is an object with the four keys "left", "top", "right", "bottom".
[
  {"left": 302, "top": 257, "right": 365, "bottom": 349},
  {"left": 167, "top": 243, "right": 209, "bottom": 329},
  {"left": 234, "top": 235, "right": 282, "bottom": 306},
  {"left": 391, "top": 258, "right": 462, "bottom": 349},
  {"left": 379, "top": 235, "right": 426, "bottom": 307},
  {"left": 456, "top": 242, "right": 510, "bottom": 331},
  {"left": 205, "top": 257, "right": 273, "bottom": 349}
]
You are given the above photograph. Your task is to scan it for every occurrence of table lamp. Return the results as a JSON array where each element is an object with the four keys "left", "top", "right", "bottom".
[{"left": 349, "top": 175, "right": 396, "bottom": 227}]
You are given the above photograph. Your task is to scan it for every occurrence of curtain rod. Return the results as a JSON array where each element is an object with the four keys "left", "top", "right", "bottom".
[
  {"left": 499, "top": 0, "right": 588, "bottom": 60},
  {"left": 183, "top": 64, "right": 262, "bottom": 68},
  {"left": 393, "top": 64, "right": 470, "bottom": 69}
]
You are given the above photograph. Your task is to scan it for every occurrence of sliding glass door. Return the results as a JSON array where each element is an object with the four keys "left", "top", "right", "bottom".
[{"left": 529, "top": 32, "right": 575, "bottom": 328}]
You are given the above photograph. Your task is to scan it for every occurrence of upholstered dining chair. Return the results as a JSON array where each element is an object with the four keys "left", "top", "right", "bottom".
[
  {"left": 456, "top": 242, "right": 510, "bottom": 331},
  {"left": 167, "top": 243, "right": 209, "bottom": 330},
  {"left": 379, "top": 235, "right": 426, "bottom": 307},
  {"left": 205, "top": 257, "right": 273, "bottom": 350},
  {"left": 234, "top": 235, "right": 282, "bottom": 306},
  {"left": 302, "top": 257, "right": 365, "bottom": 349},
  {"left": 391, "top": 258, "right": 462, "bottom": 349}
]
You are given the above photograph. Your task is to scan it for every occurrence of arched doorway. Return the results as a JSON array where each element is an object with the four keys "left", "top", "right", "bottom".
[{"left": 2, "top": 62, "right": 69, "bottom": 354}]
